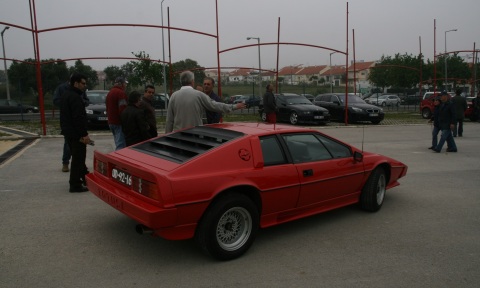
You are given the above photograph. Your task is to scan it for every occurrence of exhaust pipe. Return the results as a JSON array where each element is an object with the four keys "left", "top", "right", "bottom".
[{"left": 135, "top": 224, "right": 154, "bottom": 235}]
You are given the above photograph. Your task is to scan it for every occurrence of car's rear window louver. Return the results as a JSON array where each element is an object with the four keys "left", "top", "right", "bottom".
[{"left": 132, "top": 126, "right": 244, "bottom": 163}]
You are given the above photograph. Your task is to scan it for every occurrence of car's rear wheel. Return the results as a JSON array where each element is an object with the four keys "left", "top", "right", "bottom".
[
  {"left": 195, "top": 193, "right": 259, "bottom": 261},
  {"left": 421, "top": 108, "right": 432, "bottom": 119},
  {"left": 289, "top": 112, "right": 299, "bottom": 125},
  {"left": 360, "top": 167, "right": 386, "bottom": 212},
  {"left": 371, "top": 120, "right": 381, "bottom": 124}
]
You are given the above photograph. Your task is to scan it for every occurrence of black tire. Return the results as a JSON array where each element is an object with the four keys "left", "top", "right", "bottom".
[
  {"left": 421, "top": 108, "right": 432, "bottom": 119},
  {"left": 360, "top": 167, "right": 386, "bottom": 212},
  {"left": 195, "top": 193, "right": 259, "bottom": 261},
  {"left": 25, "top": 108, "right": 34, "bottom": 113},
  {"left": 371, "top": 120, "right": 381, "bottom": 125},
  {"left": 260, "top": 111, "right": 267, "bottom": 122},
  {"left": 289, "top": 112, "right": 299, "bottom": 125}
]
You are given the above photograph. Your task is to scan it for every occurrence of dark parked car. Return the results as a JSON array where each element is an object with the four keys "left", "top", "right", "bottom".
[
  {"left": 299, "top": 93, "right": 315, "bottom": 102},
  {"left": 85, "top": 90, "right": 109, "bottom": 128},
  {"left": 314, "top": 93, "right": 384, "bottom": 124},
  {"left": 234, "top": 94, "right": 261, "bottom": 107},
  {"left": 86, "top": 123, "right": 407, "bottom": 260},
  {"left": 260, "top": 93, "right": 330, "bottom": 125},
  {"left": 152, "top": 93, "right": 169, "bottom": 109},
  {"left": 0, "top": 99, "right": 38, "bottom": 114}
]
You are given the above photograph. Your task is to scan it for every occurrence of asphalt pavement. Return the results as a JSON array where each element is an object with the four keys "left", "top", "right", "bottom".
[{"left": 1, "top": 123, "right": 479, "bottom": 287}]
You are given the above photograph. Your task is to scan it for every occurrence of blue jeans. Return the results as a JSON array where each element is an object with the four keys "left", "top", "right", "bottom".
[
  {"left": 62, "top": 138, "right": 71, "bottom": 164},
  {"left": 436, "top": 128, "right": 457, "bottom": 151},
  {"left": 109, "top": 124, "right": 126, "bottom": 150}
]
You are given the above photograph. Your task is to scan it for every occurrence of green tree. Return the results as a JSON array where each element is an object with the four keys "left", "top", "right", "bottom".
[
  {"left": 167, "top": 58, "right": 205, "bottom": 90},
  {"left": 103, "top": 65, "right": 124, "bottom": 86},
  {"left": 68, "top": 60, "right": 98, "bottom": 90},
  {"left": 127, "top": 51, "right": 164, "bottom": 88},
  {"left": 8, "top": 58, "right": 69, "bottom": 95}
]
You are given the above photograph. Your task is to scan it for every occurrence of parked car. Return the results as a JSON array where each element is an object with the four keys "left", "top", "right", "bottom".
[
  {"left": 152, "top": 93, "right": 169, "bottom": 109},
  {"left": 365, "top": 94, "right": 401, "bottom": 107},
  {"left": 0, "top": 99, "right": 38, "bottom": 114},
  {"left": 260, "top": 93, "right": 330, "bottom": 125},
  {"left": 86, "top": 123, "right": 408, "bottom": 260},
  {"left": 234, "top": 94, "right": 261, "bottom": 107},
  {"left": 85, "top": 90, "right": 109, "bottom": 128},
  {"left": 225, "top": 95, "right": 243, "bottom": 104},
  {"left": 314, "top": 93, "right": 385, "bottom": 124},
  {"left": 299, "top": 93, "right": 315, "bottom": 102},
  {"left": 420, "top": 93, "right": 474, "bottom": 120}
]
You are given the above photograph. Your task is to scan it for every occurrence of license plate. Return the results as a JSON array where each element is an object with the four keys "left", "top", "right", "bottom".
[
  {"left": 314, "top": 116, "right": 324, "bottom": 119},
  {"left": 98, "top": 117, "right": 108, "bottom": 121},
  {"left": 112, "top": 168, "right": 132, "bottom": 186},
  {"left": 369, "top": 113, "right": 378, "bottom": 117}
]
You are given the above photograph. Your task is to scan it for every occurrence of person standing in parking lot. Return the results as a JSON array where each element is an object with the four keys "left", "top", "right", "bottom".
[
  {"left": 202, "top": 77, "right": 222, "bottom": 124},
  {"left": 433, "top": 91, "right": 457, "bottom": 153},
  {"left": 451, "top": 88, "right": 467, "bottom": 137},
  {"left": 263, "top": 83, "right": 277, "bottom": 123},
  {"left": 121, "top": 91, "right": 151, "bottom": 146},
  {"left": 473, "top": 91, "right": 480, "bottom": 122},
  {"left": 138, "top": 84, "right": 158, "bottom": 137},
  {"left": 54, "top": 77, "right": 90, "bottom": 172},
  {"left": 165, "top": 71, "right": 246, "bottom": 133},
  {"left": 428, "top": 97, "right": 441, "bottom": 150},
  {"left": 106, "top": 77, "right": 128, "bottom": 150},
  {"left": 60, "top": 72, "right": 92, "bottom": 193}
]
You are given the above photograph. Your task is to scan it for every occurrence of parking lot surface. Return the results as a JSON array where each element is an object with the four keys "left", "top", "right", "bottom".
[{"left": 1, "top": 123, "right": 479, "bottom": 287}]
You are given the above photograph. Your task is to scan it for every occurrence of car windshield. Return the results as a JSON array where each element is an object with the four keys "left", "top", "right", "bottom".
[
  {"left": 337, "top": 94, "right": 366, "bottom": 104},
  {"left": 285, "top": 96, "right": 312, "bottom": 105},
  {"left": 87, "top": 91, "right": 108, "bottom": 104}
]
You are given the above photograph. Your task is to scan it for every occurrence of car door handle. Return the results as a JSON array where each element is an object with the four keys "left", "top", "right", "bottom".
[{"left": 303, "top": 169, "right": 313, "bottom": 177}]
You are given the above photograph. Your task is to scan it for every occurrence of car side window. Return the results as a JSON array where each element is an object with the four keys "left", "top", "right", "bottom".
[
  {"left": 282, "top": 134, "right": 333, "bottom": 163},
  {"left": 315, "top": 134, "right": 352, "bottom": 158},
  {"left": 260, "top": 136, "right": 287, "bottom": 166}
]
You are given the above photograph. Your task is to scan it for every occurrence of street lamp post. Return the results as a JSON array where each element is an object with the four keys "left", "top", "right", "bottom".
[
  {"left": 247, "top": 37, "right": 261, "bottom": 99},
  {"left": 161, "top": 0, "right": 167, "bottom": 107},
  {"left": 1, "top": 26, "right": 11, "bottom": 100},
  {"left": 444, "top": 28, "right": 457, "bottom": 91},
  {"left": 329, "top": 52, "right": 337, "bottom": 93}
]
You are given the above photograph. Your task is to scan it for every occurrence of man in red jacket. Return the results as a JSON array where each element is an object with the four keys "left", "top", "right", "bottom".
[{"left": 106, "top": 77, "right": 128, "bottom": 150}]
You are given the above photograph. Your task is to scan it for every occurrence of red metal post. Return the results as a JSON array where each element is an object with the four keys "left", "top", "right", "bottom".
[
  {"left": 276, "top": 18, "right": 280, "bottom": 93},
  {"left": 31, "top": 0, "right": 46, "bottom": 135},
  {"left": 344, "top": 2, "right": 349, "bottom": 126}
]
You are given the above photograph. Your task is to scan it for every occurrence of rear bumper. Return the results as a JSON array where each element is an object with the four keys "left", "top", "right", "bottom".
[{"left": 86, "top": 173, "right": 193, "bottom": 240}]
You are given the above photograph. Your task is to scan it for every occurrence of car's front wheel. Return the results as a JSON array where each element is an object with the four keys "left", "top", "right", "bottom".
[
  {"left": 360, "top": 167, "right": 386, "bottom": 212},
  {"left": 195, "top": 193, "right": 259, "bottom": 261},
  {"left": 422, "top": 108, "right": 432, "bottom": 119},
  {"left": 289, "top": 112, "right": 299, "bottom": 125},
  {"left": 260, "top": 111, "right": 267, "bottom": 122}
]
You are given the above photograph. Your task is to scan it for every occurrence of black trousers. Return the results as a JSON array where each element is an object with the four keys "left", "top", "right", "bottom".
[{"left": 65, "top": 137, "right": 88, "bottom": 188}]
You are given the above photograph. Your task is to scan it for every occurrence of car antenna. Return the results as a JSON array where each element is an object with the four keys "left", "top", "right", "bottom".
[{"left": 361, "top": 124, "right": 365, "bottom": 153}]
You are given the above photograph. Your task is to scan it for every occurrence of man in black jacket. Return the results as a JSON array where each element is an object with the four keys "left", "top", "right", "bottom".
[
  {"left": 121, "top": 91, "right": 151, "bottom": 146},
  {"left": 60, "top": 72, "right": 92, "bottom": 192},
  {"left": 433, "top": 91, "right": 457, "bottom": 153},
  {"left": 263, "top": 84, "right": 277, "bottom": 123}
]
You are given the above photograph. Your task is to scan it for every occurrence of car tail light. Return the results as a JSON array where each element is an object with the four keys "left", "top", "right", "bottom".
[
  {"left": 95, "top": 159, "right": 107, "bottom": 176},
  {"left": 132, "top": 176, "right": 160, "bottom": 200}
]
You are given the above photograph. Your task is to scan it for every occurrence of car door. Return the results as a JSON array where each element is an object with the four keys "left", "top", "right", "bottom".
[
  {"left": 328, "top": 94, "right": 344, "bottom": 120},
  {"left": 281, "top": 133, "right": 365, "bottom": 207},
  {"left": 276, "top": 94, "right": 289, "bottom": 121}
]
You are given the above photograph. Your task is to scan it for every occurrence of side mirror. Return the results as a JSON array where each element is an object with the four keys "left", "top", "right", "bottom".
[{"left": 353, "top": 151, "right": 363, "bottom": 162}]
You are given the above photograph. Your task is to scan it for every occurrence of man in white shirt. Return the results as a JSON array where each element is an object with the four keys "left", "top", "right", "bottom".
[{"left": 165, "top": 71, "right": 246, "bottom": 133}]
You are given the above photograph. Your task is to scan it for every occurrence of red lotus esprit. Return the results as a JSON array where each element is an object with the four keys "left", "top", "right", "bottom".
[{"left": 86, "top": 122, "right": 407, "bottom": 260}]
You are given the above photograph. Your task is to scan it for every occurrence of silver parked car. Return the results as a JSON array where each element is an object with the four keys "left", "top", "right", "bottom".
[{"left": 366, "top": 94, "right": 401, "bottom": 107}]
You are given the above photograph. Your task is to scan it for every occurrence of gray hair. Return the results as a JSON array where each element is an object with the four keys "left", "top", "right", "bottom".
[{"left": 180, "top": 71, "right": 194, "bottom": 86}]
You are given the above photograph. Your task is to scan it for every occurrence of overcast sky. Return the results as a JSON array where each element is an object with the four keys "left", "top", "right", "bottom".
[{"left": 1, "top": 0, "right": 479, "bottom": 72}]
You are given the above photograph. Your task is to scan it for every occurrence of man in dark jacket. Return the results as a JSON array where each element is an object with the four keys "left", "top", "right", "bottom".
[
  {"left": 263, "top": 83, "right": 277, "bottom": 123},
  {"left": 433, "top": 91, "right": 457, "bottom": 153},
  {"left": 60, "top": 72, "right": 92, "bottom": 192},
  {"left": 138, "top": 84, "right": 158, "bottom": 137},
  {"left": 121, "top": 91, "right": 151, "bottom": 146}
]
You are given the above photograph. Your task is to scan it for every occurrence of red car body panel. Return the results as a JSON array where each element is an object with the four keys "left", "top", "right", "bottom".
[{"left": 86, "top": 122, "right": 407, "bottom": 241}]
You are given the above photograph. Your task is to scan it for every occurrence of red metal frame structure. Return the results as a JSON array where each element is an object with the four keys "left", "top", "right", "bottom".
[{"left": 1, "top": 0, "right": 352, "bottom": 134}]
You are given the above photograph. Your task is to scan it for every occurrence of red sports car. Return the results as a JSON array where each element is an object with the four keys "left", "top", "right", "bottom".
[{"left": 86, "top": 123, "right": 407, "bottom": 260}]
